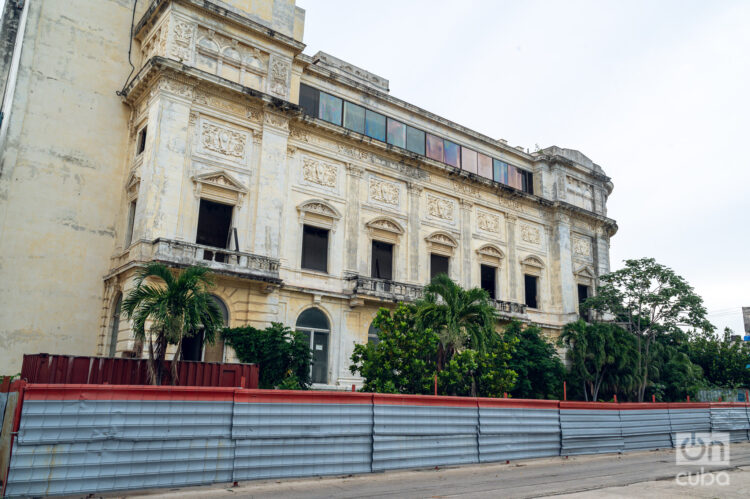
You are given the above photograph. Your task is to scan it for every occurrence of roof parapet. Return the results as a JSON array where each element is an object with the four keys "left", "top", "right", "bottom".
[{"left": 312, "top": 51, "right": 389, "bottom": 93}]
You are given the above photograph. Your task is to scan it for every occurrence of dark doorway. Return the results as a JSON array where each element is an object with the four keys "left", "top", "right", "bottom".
[
  {"left": 577, "top": 284, "right": 590, "bottom": 307},
  {"left": 481, "top": 264, "right": 496, "bottom": 299},
  {"left": 524, "top": 274, "right": 538, "bottom": 309},
  {"left": 181, "top": 330, "right": 204, "bottom": 361},
  {"left": 430, "top": 254, "right": 450, "bottom": 280},
  {"left": 301, "top": 225, "right": 329, "bottom": 272},
  {"left": 371, "top": 241, "right": 393, "bottom": 280},
  {"left": 196, "top": 199, "right": 232, "bottom": 249}
]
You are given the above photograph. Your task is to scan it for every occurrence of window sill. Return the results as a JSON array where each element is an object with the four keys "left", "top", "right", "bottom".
[{"left": 300, "top": 268, "right": 330, "bottom": 278}]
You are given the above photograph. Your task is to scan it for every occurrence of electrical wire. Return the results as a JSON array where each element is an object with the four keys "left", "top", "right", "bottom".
[{"left": 116, "top": 0, "right": 138, "bottom": 97}]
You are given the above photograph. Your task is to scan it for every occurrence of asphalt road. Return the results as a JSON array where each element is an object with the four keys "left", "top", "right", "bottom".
[{"left": 123, "top": 442, "right": 750, "bottom": 499}]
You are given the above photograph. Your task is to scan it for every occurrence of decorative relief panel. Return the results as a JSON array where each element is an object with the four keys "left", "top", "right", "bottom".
[
  {"left": 566, "top": 175, "right": 595, "bottom": 211},
  {"left": 476, "top": 210, "right": 501, "bottom": 234},
  {"left": 199, "top": 120, "right": 248, "bottom": 161},
  {"left": 170, "top": 20, "right": 195, "bottom": 62},
  {"left": 268, "top": 55, "right": 291, "bottom": 98},
  {"left": 194, "top": 26, "right": 269, "bottom": 91},
  {"left": 368, "top": 177, "right": 400, "bottom": 206},
  {"left": 302, "top": 156, "right": 337, "bottom": 189},
  {"left": 573, "top": 235, "right": 593, "bottom": 258},
  {"left": 426, "top": 194, "right": 455, "bottom": 221},
  {"left": 519, "top": 223, "right": 541, "bottom": 245}
]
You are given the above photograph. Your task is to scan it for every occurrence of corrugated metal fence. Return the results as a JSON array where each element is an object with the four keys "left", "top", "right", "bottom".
[{"left": 2, "top": 385, "right": 750, "bottom": 497}]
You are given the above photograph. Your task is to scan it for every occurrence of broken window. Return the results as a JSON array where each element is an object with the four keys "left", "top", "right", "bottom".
[
  {"left": 524, "top": 274, "right": 539, "bottom": 309},
  {"left": 301, "top": 225, "right": 329, "bottom": 272},
  {"left": 481, "top": 264, "right": 497, "bottom": 300},
  {"left": 196, "top": 199, "right": 233, "bottom": 263},
  {"left": 371, "top": 240, "right": 393, "bottom": 280},
  {"left": 296, "top": 308, "right": 330, "bottom": 384},
  {"left": 430, "top": 253, "right": 450, "bottom": 280},
  {"left": 124, "top": 200, "right": 137, "bottom": 248},
  {"left": 137, "top": 126, "right": 147, "bottom": 155}
]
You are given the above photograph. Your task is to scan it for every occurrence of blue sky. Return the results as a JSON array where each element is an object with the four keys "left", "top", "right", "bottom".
[{"left": 297, "top": 0, "right": 750, "bottom": 335}]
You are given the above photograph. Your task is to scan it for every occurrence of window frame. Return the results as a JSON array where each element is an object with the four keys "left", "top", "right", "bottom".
[{"left": 301, "top": 224, "right": 330, "bottom": 273}]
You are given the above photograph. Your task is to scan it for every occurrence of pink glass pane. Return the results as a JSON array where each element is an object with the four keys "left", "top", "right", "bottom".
[
  {"left": 426, "top": 134, "right": 444, "bottom": 162},
  {"left": 477, "top": 153, "right": 493, "bottom": 179},
  {"left": 461, "top": 147, "right": 477, "bottom": 174}
]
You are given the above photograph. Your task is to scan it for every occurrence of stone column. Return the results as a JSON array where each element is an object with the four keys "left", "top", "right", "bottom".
[
  {"left": 593, "top": 225, "right": 611, "bottom": 278},
  {"left": 505, "top": 214, "right": 519, "bottom": 302},
  {"left": 345, "top": 163, "right": 363, "bottom": 273},
  {"left": 552, "top": 212, "right": 575, "bottom": 315},
  {"left": 407, "top": 182, "right": 422, "bottom": 282},
  {"left": 460, "top": 199, "right": 473, "bottom": 288}
]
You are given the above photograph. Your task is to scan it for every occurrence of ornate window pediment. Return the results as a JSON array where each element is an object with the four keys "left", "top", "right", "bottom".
[
  {"left": 574, "top": 265, "right": 596, "bottom": 285},
  {"left": 426, "top": 231, "right": 458, "bottom": 256},
  {"left": 297, "top": 199, "right": 341, "bottom": 230},
  {"left": 125, "top": 171, "right": 140, "bottom": 200},
  {"left": 476, "top": 244, "right": 504, "bottom": 265},
  {"left": 521, "top": 255, "right": 545, "bottom": 276},
  {"left": 192, "top": 170, "right": 247, "bottom": 205},
  {"left": 366, "top": 217, "right": 404, "bottom": 235}
]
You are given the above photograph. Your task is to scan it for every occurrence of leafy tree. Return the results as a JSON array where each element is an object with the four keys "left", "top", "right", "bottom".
[
  {"left": 582, "top": 258, "right": 713, "bottom": 401},
  {"left": 687, "top": 328, "right": 750, "bottom": 389},
  {"left": 648, "top": 342, "right": 703, "bottom": 402},
  {"left": 416, "top": 274, "right": 497, "bottom": 371},
  {"left": 222, "top": 322, "right": 312, "bottom": 389},
  {"left": 122, "top": 263, "right": 223, "bottom": 385},
  {"left": 504, "top": 321, "right": 564, "bottom": 399}
]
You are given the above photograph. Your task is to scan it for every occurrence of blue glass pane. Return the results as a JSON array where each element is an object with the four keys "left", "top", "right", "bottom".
[
  {"left": 319, "top": 92, "right": 342, "bottom": 125},
  {"left": 406, "top": 126, "right": 425, "bottom": 155},
  {"left": 365, "top": 109, "right": 386, "bottom": 141},
  {"left": 387, "top": 119, "right": 406, "bottom": 148},
  {"left": 343, "top": 101, "right": 365, "bottom": 134},
  {"left": 493, "top": 159, "right": 508, "bottom": 184},
  {"left": 444, "top": 140, "right": 460, "bottom": 168}
]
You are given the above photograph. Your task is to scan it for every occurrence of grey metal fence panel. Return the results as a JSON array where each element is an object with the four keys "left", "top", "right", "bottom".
[
  {"left": 620, "top": 409, "right": 672, "bottom": 451},
  {"left": 478, "top": 407, "right": 560, "bottom": 462},
  {"left": 560, "top": 409, "right": 623, "bottom": 455},
  {"left": 669, "top": 407, "right": 711, "bottom": 437},
  {"left": 5, "top": 438, "right": 234, "bottom": 498},
  {"left": 374, "top": 404, "right": 478, "bottom": 436},
  {"left": 232, "top": 402, "right": 372, "bottom": 439},
  {"left": 710, "top": 406, "right": 750, "bottom": 442},
  {"left": 233, "top": 435, "right": 372, "bottom": 480},
  {"left": 17, "top": 399, "right": 233, "bottom": 443},
  {"left": 372, "top": 434, "right": 478, "bottom": 471}
]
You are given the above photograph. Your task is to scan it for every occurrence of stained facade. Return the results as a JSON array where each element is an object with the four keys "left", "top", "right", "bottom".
[{"left": 0, "top": 0, "right": 616, "bottom": 385}]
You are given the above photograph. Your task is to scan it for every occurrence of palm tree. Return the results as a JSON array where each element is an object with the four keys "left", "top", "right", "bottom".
[
  {"left": 416, "top": 273, "right": 498, "bottom": 372},
  {"left": 122, "top": 263, "right": 224, "bottom": 385}
]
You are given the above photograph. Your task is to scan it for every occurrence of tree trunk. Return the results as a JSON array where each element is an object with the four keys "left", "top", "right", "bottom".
[{"left": 171, "top": 336, "right": 183, "bottom": 386}]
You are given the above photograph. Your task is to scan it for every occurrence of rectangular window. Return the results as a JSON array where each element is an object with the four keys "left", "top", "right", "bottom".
[
  {"left": 301, "top": 225, "right": 329, "bottom": 272},
  {"left": 299, "top": 84, "right": 319, "bottom": 118},
  {"left": 365, "top": 109, "right": 386, "bottom": 141},
  {"left": 196, "top": 199, "right": 233, "bottom": 249},
  {"left": 371, "top": 240, "right": 394, "bottom": 280},
  {"left": 508, "top": 164, "right": 524, "bottom": 190},
  {"left": 430, "top": 253, "right": 450, "bottom": 280},
  {"left": 477, "top": 153, "right": 493, "bottom": 180},
  {"left": 480, "top": 264, "right": 496, "bottom": 300},
  {"left": 137, "top": 126, "right": 147, "bottom": 155},
  {"left": 318, "top": 91, "right": 342, "bottom": 125},
  {"left": 124, "top": 200, "right": 137, "bottom": 247},
  {"left": 577, "top": 284, "right": 589, "bottom": 307},
  {"left": 406, "top": 126, "right": 426, "bottom": 155},
  {"left": 425, "top": 133, "right": 444, "bottom": 162},
  {"left": 386, "top": 118, "right": 406, "bottom": 148},
  {"left": 493, "top": 159, "right": 508, "bottom": 184},
  {"left": 343, "top": 101, "right": 365, "bottom": 134},
  {"left": 524, "top": 274, "right": 539, "bottom": 309},
  {"left": 521, "top": 170, "right": 534, "bottom": 194},
  {"left": 443, "top": 139, "right": 460, "bottom": 168},
  {"left": 461, "top": 147, "right": 478, "bottom": 174}
]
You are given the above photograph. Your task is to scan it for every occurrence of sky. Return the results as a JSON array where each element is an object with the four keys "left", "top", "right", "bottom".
[{"left": 296, "top": 0, "right": 750, "bottom": 335}]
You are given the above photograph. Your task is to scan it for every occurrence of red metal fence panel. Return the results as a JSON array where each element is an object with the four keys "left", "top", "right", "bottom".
[{"left": 20, "top": 354, "right": 258, "bottom": 389}]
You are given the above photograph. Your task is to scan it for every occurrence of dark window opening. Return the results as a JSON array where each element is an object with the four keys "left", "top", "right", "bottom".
[
  {"left": 137, "top": 126, "right": 147, "bottom": 155},
  {"left": 521, "top": 170, "right": 534, "bottom": 194},
  {"left": 524, "top": 274, "right": 538, "bottom": 309},
  {"left": 124, "top": 200, "right": 137, "bottom": 247},
  {"left": 196, "top": 199, "right": 233, "bottom": 255},
  {"left": 577, "top": 284, "right": 590, "bottom": 319},
  {"left": 481, "top": 264, "right": 496, "bottom": 300},
  {"left": 371, "top": 241, "right": 393, "bottom": 280},
  {"left": 301, "top": 225, "right": 329, "bottom": 272},
  {"left": 368, "top": 322, "right": 380, "bottom": 346},
  {"left": 299, "top": 83, "right": 320, "bottom": 118},
  {"left": 181, "top": 330, "right": 204, "bottom": 361},
  {"left": 430, "top": 254, "right": 450, "bottom": 280}
]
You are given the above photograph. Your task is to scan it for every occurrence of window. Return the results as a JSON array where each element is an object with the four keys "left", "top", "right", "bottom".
[
  {"left": 301, "top": 225, "right": 329, "bottom": 272},
  {"left": 299, "top": 83, "right": 320, "bottom": 118},
  {"left": 461, "top": 147, "right": 478, "bottom": 174},
  {"left": 521, "top": 170, "right": 534, "bottom": 194},
  {"left": 319, "top": 91, "right": 342, "bottom": 125},
  {"left": 124, "top": 200, "right": 137, "bottom": 248},
  {"left": 202, "top": 296, "right": 229, "bottom": 363},
  {"left": 367, "top": 322, "right": 380, "bottom": 346},
  {"left": 371, "top": 240, "right": 393, "bottom": 280},
  {"left": 386, "top": 118, "right": 406, "bottom": 148},
  {"left": 406, "top": 126, "right": 425, "bottom": 155},
  {"left": 137, "top": 126, "right": 147, "bottom": 155},
  {"left": 296, "top": 308, "right": 330, "bottom": 384},
  {"left": 196, "top": 199, "right": 233, "bottom": 249},
  {"left": 493, "top": 159, "right": 508, "bottom": 184},
  {"left": 430, "top": 253, "right": 450, "bottom": 280},
  {"left": 426, "top": 134, "right": 444, "bottom": 162},
  {"left": 480, "top": 264, "right": 496, "bottom": 300},
  {"left": 524, "top": 274, "right": 539, "bottom": 309},
  {"left": 343, "top": 101, "right": 365, "bottom": 134},
  {"left": 365, "top": 109, "right": 386, "bottom": 141},
  {"left": 477, "top": 153, "right": 493, "bottom": 180},
  {"left": 108, "top": 294, "right": 122, "bottom": 357},
  {"left": 443, "top": 139, "right": 460, "bottom": 168}
]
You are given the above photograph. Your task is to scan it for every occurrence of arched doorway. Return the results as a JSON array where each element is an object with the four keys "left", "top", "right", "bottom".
[
  {"left": 181, "top": 295, "right": 229, "bottom": 362},
  {"left": 108, "top": 293, "right": 122, "bottom": 357},
  {"left": 295, "top": 308, "right": 330, "bottom": 384},
  {"left": 367, "top": 321, "right": 380, "bottom": 346}
]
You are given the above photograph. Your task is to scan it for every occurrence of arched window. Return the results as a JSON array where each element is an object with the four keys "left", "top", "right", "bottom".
[
  {"left": 182, "top": 295, "right": 230, "bottom": 362},
  {"left": 296, "top": 308, "right": 330, "bottom": 384},
  {"left": 367, "top": 322, "right": 380, "bottom": 346},
  {"left": 108, "top": 293, "right": 122, "bottom": 357}
]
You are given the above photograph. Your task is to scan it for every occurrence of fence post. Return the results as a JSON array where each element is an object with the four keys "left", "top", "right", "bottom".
[
  {"left": 563, "top": 381, "right": 567, "bottom": 401},
  {"left": 614, "top": 394, "right": 617, "bottom": 403},
  {"left": 687, "top": 395, "right": 690, "bottom": 402},
  {"left": 434, "top": 374, "right": 437, "bottom": 396},
  {"left": 652, "top": 394, "right": 655, "bottom": 403}
]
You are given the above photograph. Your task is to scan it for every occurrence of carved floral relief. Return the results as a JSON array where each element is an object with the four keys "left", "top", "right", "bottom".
[
  {"left": 369, "top": 178, "right": 400, "bottom": 206},
  {"left": 520, "top": 223, "right": 541, "bottom": 245},
  {"left": 302, "top": 157, "right": 337, "bottom": 188},
  {"left": 477, "top": 210, "right": 501, "bottom": 234},
  {"left": 427, "top": 194, "right": 454, "bottom": 221},
  {"left": 200, "top": 121, "right": 247, "bottom": 159},
  {"left": 573, "top": 236, "right": 593, "bottom": 257}
]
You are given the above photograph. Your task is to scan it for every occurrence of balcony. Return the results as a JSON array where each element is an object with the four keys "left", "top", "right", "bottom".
[
  {"left": 493, "top": 299, "right": 527, "bottom": 318},
  {"left": 151, "top": 238, "right": 281, "bottom": 284},
  {"left": 348, "top": 275, "right": 425, "bottom": 303}
]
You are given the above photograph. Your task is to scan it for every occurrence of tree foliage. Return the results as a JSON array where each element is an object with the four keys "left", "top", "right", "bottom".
[
  {"left": 504, "top": 321, "right": 564, "bottom": 399},
  {"left": 222, "top": 322, "right": 312, "bottom": 389},
  {"left": 686, "top": 328, "right": 750, "bottom": 389},
  {"left": 122, "top": 263, "right": 223, "bottom": 385}
]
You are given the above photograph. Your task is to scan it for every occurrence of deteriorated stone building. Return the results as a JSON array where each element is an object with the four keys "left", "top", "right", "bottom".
[{"left": 0, "top": 0, "right": 617, "bottom": 385}]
